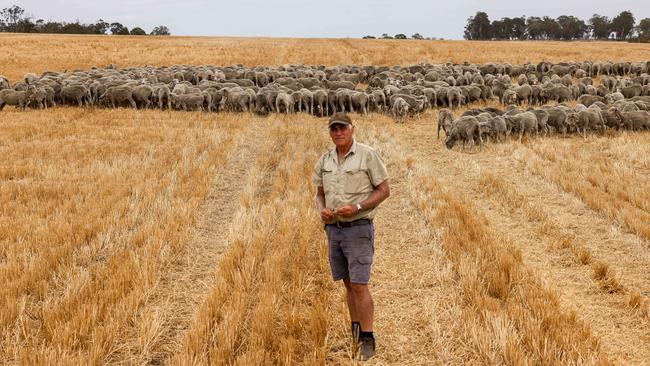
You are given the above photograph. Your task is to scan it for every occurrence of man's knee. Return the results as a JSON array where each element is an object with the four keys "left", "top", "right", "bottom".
[
  {"left": 343, "top": 279, "right": 353, "bottom": 290},
  {"left": 349, "top": 283, "right": 369, "bottom": 296}
]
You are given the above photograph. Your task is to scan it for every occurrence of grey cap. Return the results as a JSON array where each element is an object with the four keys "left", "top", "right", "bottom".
[{"left": 328, "top": 120, "right": 352, "bottom": 128}]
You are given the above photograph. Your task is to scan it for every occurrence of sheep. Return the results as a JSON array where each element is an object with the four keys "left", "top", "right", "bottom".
[
  {"left": 566, "top": 109, "right": 606, "bottom": 138},
  {"left": 605, "top": 92, "right": 624, "bottom": 104},
  {"left": 462, "top": 107, "right": 503, "bottom": 117},
  {"left": 601, "top": 107, "right": 624, "bottom": 130},
  {"left": 0, "top": 89, "right": 30, "bottom": 111},
  {"left": 514, "top": 84, "right": 533, "bottom": 104},
  {"left": 437, "top": 108, "right": 454, "bottom": 139},
  {"left": 620, "top": 84, "right": 643, "bottom": 99},
  {"left": 201, "top": 91, "right": 213, "bottom": 112},
  {"left": 221, "top": 88, "right": 254, "bottom": 112},
  {"left": 611, "top": 108, "right": 650, "bottom": 131},
  {"left": 504, "top": 112, "right": 538, "bottom": 142},
  {"left": 99, "top": 85, "right": 136, "bottom": 109},
  {"left": 0, "top": 75, "right": 9, "bottom": 90},
  {"left": 446, "top": 87, "right": 464, "bottom": 109},
  {"left": 445, "top": 116, "right": 483, "bottom": 151},
  {"left": 62, "top": 84, "right": 92, "bottom": 107},
  {"left": 392, "top": 97, "right": 409, "bottom": 123},
  {"left": 132, "top": 85, "right": 154, "bottom": 109},
  {"left": 313, "top": 89, "right": 329, "bottom": 116},
  {"left": 389, "top": 93, "right": 427, "bottom": 115},
  {"left": 577, "top": 94, "right": 604, "bottom": 107},
  {"left": 37, "top": 84, "right": 57, "bottom": 108},
  {"left": 153, "top": 84, "right": 171, "bottom": 110},
  {"left": 172, "top": 82, "right": 200, "bottom": 95},
  {"left": 517, "top": 74, "right": 528, "bottom": 85},
  {"left": 24, "top": 73, "right": 39, "bottom": 84},
  {"left": 26, "top": 86, "right": 48, "bottom": 109},
  {"left": 502, "top": 89, "right": 517, "bottom": 105},
  {"left": 170, "top": 92, "right": 204, "bottom": 111},
  {"left": 202, "top": 87, "right": 224, "bottom": 113},
  {"left": 542, "top": 106, "right": 567, "bottom": 137},
  {"left": 275, "top": 92, "right": 294, "bottom": 114},
  {"left": 526, "top": 108, "right": 550, "bottom": 136},
  {"left": 480, "top": 115, "right": 508, "bottom": 143}
]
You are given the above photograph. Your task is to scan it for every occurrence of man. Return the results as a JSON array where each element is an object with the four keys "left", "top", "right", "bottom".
[{"left": 312, "top": 112, "right": 390, "bottom": 361}]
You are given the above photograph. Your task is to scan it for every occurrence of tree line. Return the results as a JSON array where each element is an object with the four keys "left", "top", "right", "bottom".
[
  {"left": 0, "top": 5, "right": 170, "bottom": 35},
  {"left": 464, "top": 11, "right": 650, "bottom": 41}
]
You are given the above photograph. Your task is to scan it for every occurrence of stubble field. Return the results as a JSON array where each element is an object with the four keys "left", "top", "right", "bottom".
[{"left": 1, "top": 34, "right": 650, "bottom": 365}]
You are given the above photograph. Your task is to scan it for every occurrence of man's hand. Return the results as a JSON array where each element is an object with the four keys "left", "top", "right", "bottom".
[
  {"left": 334, "top": 204, "right": 358, "bottom": 218},
  {"left": 320, "top": 208, "right": 335, "bottom": 222}
]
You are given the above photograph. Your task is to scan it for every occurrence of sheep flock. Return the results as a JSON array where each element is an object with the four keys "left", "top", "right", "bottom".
[{"left": 1, "top": 60, "right": 649, "bottom": 150}]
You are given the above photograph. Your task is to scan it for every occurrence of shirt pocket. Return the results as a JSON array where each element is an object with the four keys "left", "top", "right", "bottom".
[
  {"left": 343, "top": 169, "right": 372, "bottom": 194},
  {"left": 322, "top": 168, "right": 335, "bottom": 188}
]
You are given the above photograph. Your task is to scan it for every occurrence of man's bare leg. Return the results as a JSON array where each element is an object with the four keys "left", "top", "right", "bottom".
[
  {"left": 343, "top": 279, "right": 359, "bottom": 322},
  {"left": 350, "top": 283, "right": 373, "bottom": 332},
  {"left": 350, "top": 282, "right": 375, "bottom": 360}
]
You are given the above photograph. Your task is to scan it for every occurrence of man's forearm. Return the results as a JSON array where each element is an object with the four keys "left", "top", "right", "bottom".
[
  {"left": 359, "top": 182, "right": 390, "bottom": 210},
  {"left": 315, "top": 192, "right": 326, "bottom": 212}
]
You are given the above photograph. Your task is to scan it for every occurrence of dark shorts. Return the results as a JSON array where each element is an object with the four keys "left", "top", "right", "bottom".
[{"left": 325, "top": 222, "right": 374, "bottom": 284}]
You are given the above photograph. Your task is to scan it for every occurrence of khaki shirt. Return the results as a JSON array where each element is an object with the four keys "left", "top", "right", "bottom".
[{"left": 312, "top": 140, "right": 389, "bottom": 223}]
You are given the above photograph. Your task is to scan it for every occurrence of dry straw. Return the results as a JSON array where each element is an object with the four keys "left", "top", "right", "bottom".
[
  {"left": 2, "top": 34, "right": 650, "bottom": 364},
  {"left": 2, "top": 33, "right": 650, "bottom": 81}
]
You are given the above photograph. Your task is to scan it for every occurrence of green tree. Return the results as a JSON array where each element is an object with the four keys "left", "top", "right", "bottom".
[
  {"left": 110, "top": 22, "right": 129, "bottom": 35},
  {"left": 589, "top": 14, "right": 611, "bottom": 39},
  {"left": 411, "top": 32, "right": 423, "bottom": 39},
  {"left": 61, "top": 21, "right": 88, "bottom": 34},
  {"left": 526, "top": 16, "right": 545, "bottom": 40},
  {"left": 541, "top": 16, "right": 561, "bottom": 39},
  {"left": 93, "top": 19, "right": 109, "bottom": 34},
  {"left": 464, "top": 11, "right": 491, "bottom": 40},
  {"left": 33, "top": 18, "right": 43, "bottom": 31},
  {"left": 41, "top": 21, "right": 63, "bottom": 33},
  {"left": 14, "top": 18, "right": 35, "bottom": 33},
  {"left": 611, "top": 10, "right": 635, "bottom": 40},
  {"left": 130, "top": 27, "right": 146, "bottom": 35},
  {"left": 362, "top": 35, "right": 376, "bottom": 39},
  {"left": 0, "top": 5, "right": 25, "bottom": 30},
  {"left": 394, "top": 33, "right": 407, "bottom": 39},
  {"left": 493, "top": 17, "right": 517, "bottom": 40},
  {"left": 511, "top": 16, "right": 527, "bottom": 39},
  {"left": 150, "top": 25, "right": 170, "bottom": 35},
  {"left": 557, "top": 15, "right": 587, "bottom": 40},
  {"left": 638, "top": 18, "right": 650, "bottom": 40}
]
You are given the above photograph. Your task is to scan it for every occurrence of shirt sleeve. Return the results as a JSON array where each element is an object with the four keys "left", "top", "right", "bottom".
[
  {"left": 312, "top": 154, "right": 325, "bottom": 187},
  {"left": 366, "top": 149, "right": 389, "bottom": 187}
]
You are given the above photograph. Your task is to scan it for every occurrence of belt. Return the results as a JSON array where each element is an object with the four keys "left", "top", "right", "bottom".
[{"left": 327, "top": 218, "right": 373, "bottom": 228}]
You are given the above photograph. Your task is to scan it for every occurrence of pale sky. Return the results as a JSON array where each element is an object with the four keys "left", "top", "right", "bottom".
[{"left": 2, "top": 0, "right": 649, "bottom": 39}]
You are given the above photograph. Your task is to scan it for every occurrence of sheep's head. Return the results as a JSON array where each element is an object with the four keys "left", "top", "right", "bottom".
[
  {"left": 539, "top": 88, "right": 551, "bottom": 98},
  {"left": 566, "top": 113, "right": 579, "bottom": 126},
  {"left": 445, "top": 135, "right": 456, "bottom": 150}
]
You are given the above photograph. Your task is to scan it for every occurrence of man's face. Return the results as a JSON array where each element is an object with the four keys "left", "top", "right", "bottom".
[{"left": 329, "top": 123, "right": 353, "bottom": 149}]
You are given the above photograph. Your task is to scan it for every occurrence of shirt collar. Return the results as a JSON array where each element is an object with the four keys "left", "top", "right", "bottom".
[{"left": 330, "top": 139, "right": 357, "bottom": 160}]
